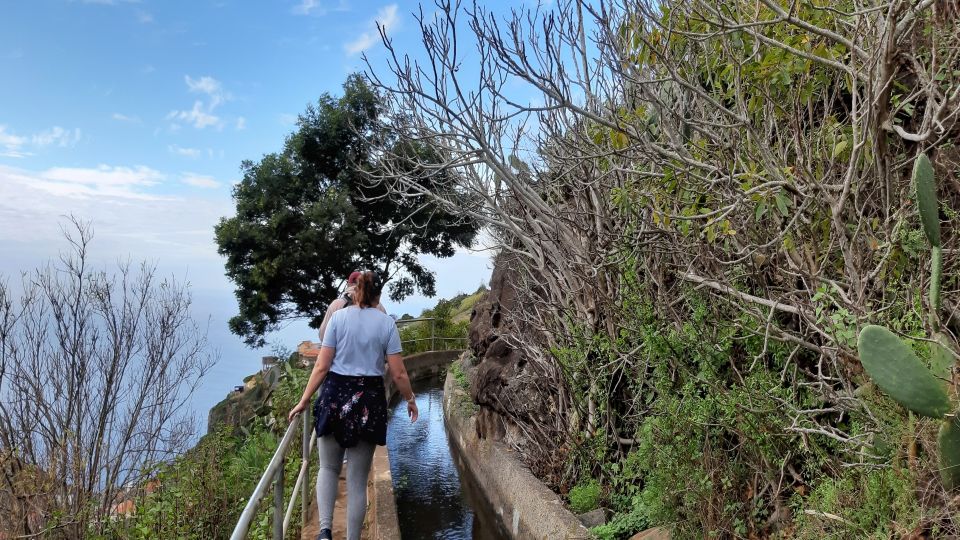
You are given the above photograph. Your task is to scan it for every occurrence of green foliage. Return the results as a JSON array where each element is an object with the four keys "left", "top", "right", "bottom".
[
  {"left": 98, "top": 357, "right": 315, "bottom": 539},
  {"left": 398, "top": 292, "right": 477, "bottom": 354},
  {"left": 568, "top": 479, "right": 602, "bottom": 514},
  {"left": 590, "top": 504, "right": 649, "bottom": 540},
  {"left": 215, "top": 74, "right": 479, "bottom": 346},
  {"left": 449, "top": 358, "right": 469, "bottom": 391},
  {"left": 788, "top": 466, "right": 921, "bottom": 539},
  {"left": 551, "top": 284, "right": 838, "bottom": 537},
  {"left": 857, "top": 325, "right": 951, "bottom": 419},
  {"left": 447, "top": 358, "right": 478, "bottom": 416}
]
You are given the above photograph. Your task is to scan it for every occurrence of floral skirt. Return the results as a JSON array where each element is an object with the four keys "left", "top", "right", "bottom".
[{"left": 313, "top": 371, "right": 388, "bottom": 447}]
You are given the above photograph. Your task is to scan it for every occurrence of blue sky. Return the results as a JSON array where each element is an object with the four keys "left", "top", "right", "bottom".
[{"left": 0, "top": 0, "right": 505, "bottom": 421}]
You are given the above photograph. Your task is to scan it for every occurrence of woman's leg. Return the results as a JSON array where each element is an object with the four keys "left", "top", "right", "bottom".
[
  {"left": 344, "top": 441, "right": 376, "bottom": 540},
  {"left": 316, "top": 435, "right": 345, "bottom": 531}
]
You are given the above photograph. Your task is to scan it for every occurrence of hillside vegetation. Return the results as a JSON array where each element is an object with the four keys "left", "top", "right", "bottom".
[{"left": 370, "top": 0, "right": 960, "bottom": 538}]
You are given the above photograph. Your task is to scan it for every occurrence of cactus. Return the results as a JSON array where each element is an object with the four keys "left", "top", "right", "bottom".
[
  {"left": 940, "top": 417, "right": 960, "bottom": 490},
  {"left": 857, "top": 325, "right": 950, "bottom": 418},
  {"left": 857, "top": 152, "right": 959, "bottom": 489},
  {"left": 914, "top": 153, "right": 943, "bottom": 328},
  {"left": 931, "top": 333, "right": 955, "bottom": 387},
  {"left": 914, "top": 153, "right": 940, "bottom": 248}
]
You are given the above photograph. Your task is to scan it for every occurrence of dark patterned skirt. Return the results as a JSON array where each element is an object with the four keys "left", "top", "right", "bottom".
[{"left": 313, "top": 371, "right": 388, "bottom": 447}]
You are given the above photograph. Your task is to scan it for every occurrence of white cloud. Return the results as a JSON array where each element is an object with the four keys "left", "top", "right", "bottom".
[
  {"left": 112, "top": 113, "right": 140, "bottom": 123},
  {"left": 0, "top": 126, "right": 29, "bottom": 157},
  {"left": 32, "top": 127, "right": 82, "bottom": 148},
  {"left": 235, "top": 117, "right": 247, "bottom": 130},
  {"left": 34, "top": 164, "right": 164, "bottom": 199},
  {"left": 169, "top": 76, "right": 230, "bottom": 130},
  {"left": 181, "top": 173, "right": 221, "bottom": 189},
  {"left": 168, "top": 101, "right": 221, "bottom": 130},
  {"left": 292, "top": 0, "right": 320, "bottom": 15},
  {"left": 185, "top": 75, "right": 224, "bottom": 103},
  {"left": 279, "top": 113, "right": 298, "bottom": 126},
  {"left": 291, "top": 0, "right": 349, "bottom": 15},
  {"left": 168, "top": 144, "right": 202, "bottom": 158},
  {"left": 0, "top": 125, "right": 81, "bottom": 157},
  {"left": 344, "top": 4, "right": 399, "bottom": 55},
  {"left": 0, "top": 163, "right": 232, "bottom": 269}
]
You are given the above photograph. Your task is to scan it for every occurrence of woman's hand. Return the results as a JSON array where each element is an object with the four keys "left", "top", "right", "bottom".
[
  {"left": 288, "top": 400, "right": 308, "bottom": 422},
  {"left": 407, "top": 399, "right": 419, "bottom": 423}
]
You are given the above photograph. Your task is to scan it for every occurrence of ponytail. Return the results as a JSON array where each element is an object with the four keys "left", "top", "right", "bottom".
[{"left": 354, "top": 271, "right": 383, "bottom": 308}]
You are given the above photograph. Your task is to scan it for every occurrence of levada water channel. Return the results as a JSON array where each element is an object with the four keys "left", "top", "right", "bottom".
[{"left": 386, "top": 375, "right": 509, "bottom": 539}]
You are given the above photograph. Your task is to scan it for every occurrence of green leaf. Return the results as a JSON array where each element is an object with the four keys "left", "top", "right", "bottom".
[
  {"left": 775, "top": 193, "right": 789, "bottom": 216},
  {"left": 858, "top": 325, "right": 951, "bottom": 418},
  {"left": 755, "top": 203, "right": 767, "bottom": 221},
  {"left": 832, "top": 139, "right": 848, "bottom": 158}
]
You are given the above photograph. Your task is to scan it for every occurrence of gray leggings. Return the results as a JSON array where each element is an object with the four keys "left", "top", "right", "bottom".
[{"left": 316, "top": 435, "right": 375, "bottom": 540}]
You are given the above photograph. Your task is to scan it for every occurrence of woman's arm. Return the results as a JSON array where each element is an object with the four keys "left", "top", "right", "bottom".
[
  {"left": 287, "top": 346, "right": 334, "bottom": 421},
  {"left": 386, "top": 353, "right": 418, "bottom": 422},
  {"left": 318, "top": 299, "right": 344, "bottom": 341}
]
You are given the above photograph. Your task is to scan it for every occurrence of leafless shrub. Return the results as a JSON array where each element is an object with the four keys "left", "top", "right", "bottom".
[{"left": 0, "top": 218, "right": 215, "bottom": 538}]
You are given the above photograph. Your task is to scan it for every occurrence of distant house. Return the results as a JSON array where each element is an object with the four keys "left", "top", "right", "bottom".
[{"left": 297, "top": 340, "right": 321, "bottom": 366}]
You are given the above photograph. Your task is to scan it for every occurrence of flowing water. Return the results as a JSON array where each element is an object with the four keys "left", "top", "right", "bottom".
[{"left": 386, "top": 377, "right": 509, "bottom": 539}]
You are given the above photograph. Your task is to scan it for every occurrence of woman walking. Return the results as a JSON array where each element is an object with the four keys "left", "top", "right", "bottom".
[{"left": 288, "top": 271, "right": 418, "bottom": 540}]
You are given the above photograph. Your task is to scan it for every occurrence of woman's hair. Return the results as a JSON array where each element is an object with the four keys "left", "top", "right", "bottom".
[{"left": 354, "top": 271, "right": 383, "bottom": 308}]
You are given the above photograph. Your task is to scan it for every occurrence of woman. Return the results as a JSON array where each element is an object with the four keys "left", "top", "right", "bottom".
[{"left": 288, "top": 271, "right": 418, "bottom": 540}]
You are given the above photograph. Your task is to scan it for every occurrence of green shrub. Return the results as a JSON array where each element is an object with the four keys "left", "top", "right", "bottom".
[
  {"left": 399, "top": 294, "right": 471, "bottom": 354},
  {"left": 447, "top": 359, "right": 478, "bottom": 416},
  {"left": 591, "top": 502, "right": 649, "bottom": 540},
  {"left": 788, "top": 466, "right": 921, "bottom": 539},
  {"left": 569, "top": 479, "right": 602, "bottom": 514}
]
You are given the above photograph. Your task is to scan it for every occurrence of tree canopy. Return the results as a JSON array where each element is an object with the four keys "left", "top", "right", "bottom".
[{"left": 215, "top": 74, "right": 478, "bottom": 347}]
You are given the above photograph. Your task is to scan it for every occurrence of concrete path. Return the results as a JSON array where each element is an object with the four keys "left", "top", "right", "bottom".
[
  {"left": 300, "top": 445, "right": 396, "bottom": 540},
  {"left": 300, "top": 465, "right": 354, "bottom": 540}
]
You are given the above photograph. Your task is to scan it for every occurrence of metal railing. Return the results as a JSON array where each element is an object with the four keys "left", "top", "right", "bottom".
[
  {"left": 230, "top": 402, "right": 316, "bottom": 540},
  {"left": 396, "top": 317, "right": 468, "bottom": 351}
]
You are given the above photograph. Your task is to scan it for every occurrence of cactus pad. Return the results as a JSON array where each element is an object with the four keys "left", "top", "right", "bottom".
[
  {"left": 858, "top": 325, "right": 951, "bottom": 418},
  {"left": 913, "top": 153, "right": 941, "bottom": 248},
  {"left": 939, "top": 416, "right": 960, "bottom": 490}
]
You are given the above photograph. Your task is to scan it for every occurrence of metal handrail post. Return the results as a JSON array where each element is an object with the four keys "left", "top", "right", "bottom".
[
  {"left": 431, "top": 318, "right": 435, "bottom": 350},
  {"left": 301, "top": 407, "right": 310, "bottom": 528},
  {"left": 273, "top": 461, "right": 284, "bottom": 540},
  {"left": 231, "top": 421, "right": 299, "bottom": 540}
]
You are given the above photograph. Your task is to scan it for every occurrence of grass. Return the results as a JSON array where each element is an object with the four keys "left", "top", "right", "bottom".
[{"left": 448, "top": 358, "right": 478, "bottom": 416}]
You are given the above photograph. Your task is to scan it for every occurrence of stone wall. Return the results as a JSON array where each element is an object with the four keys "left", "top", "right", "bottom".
[{"left": 443, "top": 364, "right": 590, "bottom": 539}]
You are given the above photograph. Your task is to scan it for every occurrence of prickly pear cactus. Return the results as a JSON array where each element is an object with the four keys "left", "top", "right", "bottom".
[
  {"left": 914, "top": 153, "right": 940, "bottom": 248},
  {"left": 857, "top": 325, "right": 951, "bottom": 419},
  {"left": 939, "top": 416, "right": 960, "bottom": 489},
  {"left": 857, "top": 152, "right": 959, "bottom": 489}
]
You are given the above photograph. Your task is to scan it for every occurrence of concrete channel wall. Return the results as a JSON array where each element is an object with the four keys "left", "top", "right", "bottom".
[
  {"left": 366, "top": 349, "right": 464, "bottom": 539},
  {"left": 443, "top": 358, "right": 591, "bottom": 540}
]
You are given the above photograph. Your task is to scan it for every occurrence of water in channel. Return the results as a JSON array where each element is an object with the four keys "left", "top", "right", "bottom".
[{"left": 386, "top": 376, "right": 509, "bottom": 539}]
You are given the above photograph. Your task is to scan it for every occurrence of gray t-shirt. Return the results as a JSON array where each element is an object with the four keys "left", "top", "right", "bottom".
[{"left": 321, "top": 305, "right": 402, "bottom": 377}]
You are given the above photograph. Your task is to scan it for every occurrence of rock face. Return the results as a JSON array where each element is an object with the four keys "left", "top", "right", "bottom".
[
  {"left": 467, "top": 254, "right": 553, "bottom": 448},
  {"left": 206, "top": 366, "right": 279, "bottom": 433}
]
